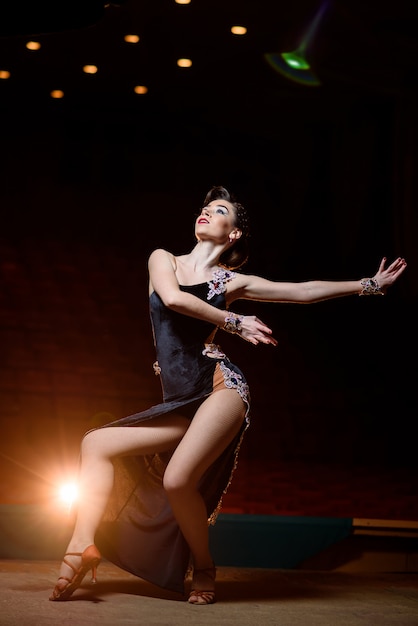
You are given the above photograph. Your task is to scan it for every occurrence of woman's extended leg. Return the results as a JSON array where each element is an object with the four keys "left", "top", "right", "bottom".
[
  {"left": 163, "top": 388, "right": 246, "bottom": 603},
  {"left": 50, "top": 414, "right": 189, "bottom": 600}
]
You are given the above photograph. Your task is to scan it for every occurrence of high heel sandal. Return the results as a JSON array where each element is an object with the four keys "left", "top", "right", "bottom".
[
  {"left": 188, "top": 565, "right": 216, "bottom": 605},
  {"left": 49, "top": 544, "right": 101, "bottom": 601}
]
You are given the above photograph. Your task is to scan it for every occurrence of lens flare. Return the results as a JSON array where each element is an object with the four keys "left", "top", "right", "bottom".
[{"left": 58, "top": 482, "right": 79, "bottom": 509}]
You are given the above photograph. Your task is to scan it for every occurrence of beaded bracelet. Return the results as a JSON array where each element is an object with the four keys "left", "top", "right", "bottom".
[
  {"left": 223, "top": 313, "right": 244, "bottom": 334},
  {"left": 360, "top": 277, "right": 384, "bottom": 296}
]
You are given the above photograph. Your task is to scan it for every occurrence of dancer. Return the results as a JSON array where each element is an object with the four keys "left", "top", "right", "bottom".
[{"left": 49, "top": 185, "right": 407, "bottom": 605}]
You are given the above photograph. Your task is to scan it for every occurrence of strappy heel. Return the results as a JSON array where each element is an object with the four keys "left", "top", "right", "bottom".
[
  {"left": 49, "top": 544, "right": 101, "bottom": 601},
  {"left": 188, "top": 565, "right": 216, "bottom": 605}
]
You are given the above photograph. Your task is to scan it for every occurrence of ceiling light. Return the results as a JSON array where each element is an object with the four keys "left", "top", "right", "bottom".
[
  {"left": 124, "top": 34, "right": 140, "bottom": 43},
  {"left": 134, "top": 85, "right": 148, "bottom": 94},
  {"left": 0, "top": 70, "right": 11, "bottom": 79},
  {"left": 177, "top": 58, "right": 192, "bottom": 68},
  {"left": 26, "top": 41, "right": 41, "bottom": 50},
  {"left": 50, "top": 90, "right": 64, "bottom": 99},
  {"left": 231, "top": 26, "right": 247, "bottom": 35},
  {"left": 83, "top": 65, "right": 98, "bottom": 74},
  {"left": 175, "top": 0, "right": 192, "bottom": 4}
]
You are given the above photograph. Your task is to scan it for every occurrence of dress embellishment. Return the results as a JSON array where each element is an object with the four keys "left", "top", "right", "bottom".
[
  {"left": 207, "top": 268, "right": 236, "bottom": 300},
  {"left": 219, "top": 361, "right": 250, "bottom": 416},
  {"left": 202, "top": 343, "right": 226, "bottom": 359}
]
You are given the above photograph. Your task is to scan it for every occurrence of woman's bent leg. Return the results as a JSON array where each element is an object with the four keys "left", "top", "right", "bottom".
[
  {"left": 67, "top": 415, "right": 189, "bottom": 552},
  {"left": 50, "top": 415, "right": 189, "bottom": 600}
]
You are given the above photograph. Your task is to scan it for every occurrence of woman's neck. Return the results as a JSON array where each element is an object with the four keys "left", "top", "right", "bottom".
[
  {"left": 175, "top": 242, "right": 225, "bottom": 284},
  {"left": 182, "top": 241, "right": 224, "bottom": 273}
]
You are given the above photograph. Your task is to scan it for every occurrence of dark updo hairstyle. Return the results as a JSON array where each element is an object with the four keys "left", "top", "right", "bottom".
[{"left": 202, "top": 185, "right": 250, "bottom": 270}]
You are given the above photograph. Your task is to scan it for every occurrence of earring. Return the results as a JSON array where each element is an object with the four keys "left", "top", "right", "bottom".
[{"left": 228, "top": 236, "right": 234, "bottom": 243}]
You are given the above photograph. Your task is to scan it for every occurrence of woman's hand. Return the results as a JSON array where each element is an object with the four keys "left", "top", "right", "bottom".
[
  {"left": 238, "top": 315, "right": 278, "bottom": 346},
  {"left": 374, "top": 257, "right": 407, "bottom": 293}
]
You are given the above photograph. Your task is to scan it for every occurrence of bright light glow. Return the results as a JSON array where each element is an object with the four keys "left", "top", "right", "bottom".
[
  {"left": 50, "top": 90, "right": 64, "bottom": 99},
  {"left": 124, "top": 34, "right": 140, "bottom": 44},
  {"left": 0, "top": 70, "right": 10, "bottom": 79},
  {"left": 265, "top": 52, "right": 320, "bottom": 86},
  {"left": 177, "top": 58, "right": 192, "bottom": 68},
  {"left": 26, "top": 41, "right": 41, "bottom": 51},
  {"left": 83, "top": 65, "right": 98, "bottom": 74},
  {"left": 231, "top": 25, "right": 247, "bottom": 35},
  {"left": 134, "top": 85, "right": 148, "bottom": 94},
  {"left": 175, "top": 0, "right": 192, "bottom": 4},
  {"left": 265, "top": 0, "right": 329, "bottom": 87},
  {"left": 282, "top": 51, "right": 310, "bottom": 70},
  {"left": 58, "top": 482, "right": 79, "bottom": 508}
]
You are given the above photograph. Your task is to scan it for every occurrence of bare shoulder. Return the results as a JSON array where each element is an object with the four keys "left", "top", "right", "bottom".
[
  {"left": 148, "top": 248, "right": 171, "bottom": 261},
  {"left": 148, "top": 248, "right": 176, "bottom": 269}
]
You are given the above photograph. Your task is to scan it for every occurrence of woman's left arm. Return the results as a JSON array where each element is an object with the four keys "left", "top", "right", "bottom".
[{"left": 231, "top": 256, "right": 407, "bottom": 304}]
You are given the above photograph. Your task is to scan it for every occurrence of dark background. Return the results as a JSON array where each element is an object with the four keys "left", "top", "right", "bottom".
[{"left": 0, "top": 0, "right": 417, "bottom": 514}]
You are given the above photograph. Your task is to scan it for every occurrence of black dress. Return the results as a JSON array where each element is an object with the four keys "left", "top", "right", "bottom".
[{"left": 94, "top": 268, "right": 250, "bottom": 594}]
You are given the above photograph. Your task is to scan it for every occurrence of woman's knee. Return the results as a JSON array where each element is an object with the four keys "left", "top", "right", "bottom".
[
  {"left": 80, "top": 430, "right": 102, "bottom": 459},
  {"left": 163, "top": 466, "right": 193, "bottom": 496}
]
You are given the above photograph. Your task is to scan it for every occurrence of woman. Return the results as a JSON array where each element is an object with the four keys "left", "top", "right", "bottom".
[{"left": 49, "top": 185, "right": 407, "bottom": 605}]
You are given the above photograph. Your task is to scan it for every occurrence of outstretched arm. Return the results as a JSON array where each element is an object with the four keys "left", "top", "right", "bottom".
[
  {"left": 232, "top": 257, "right": 407, "bottom": 304},
  {"left": 149, "top": 251, "right": 407, "bottom": 347},
  {"left": 226, "top": 256, "right": 407, "bottom": 345}
]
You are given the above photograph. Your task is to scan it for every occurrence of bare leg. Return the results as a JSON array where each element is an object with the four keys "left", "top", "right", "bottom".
[
  {"left": 53, "top": 414, "right": 189, "bottom": 590},
  {"left": 51, "top": 389, "right": 245, "bottom": 602},
  {"left": 163, "top": 389, "right": 246, "bottom": 601}
]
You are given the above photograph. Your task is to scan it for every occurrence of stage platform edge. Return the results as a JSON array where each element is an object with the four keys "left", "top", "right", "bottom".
[{"left": 1, "top": 505, "right": 417, "bottom": 573}]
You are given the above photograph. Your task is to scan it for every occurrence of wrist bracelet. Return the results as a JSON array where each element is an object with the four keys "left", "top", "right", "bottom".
[
  {"left": 222, "top": 313, "right": 244, "bottom": 334},
  {"left": 359, "top": 277, "right": 384, "bottom": 296}
]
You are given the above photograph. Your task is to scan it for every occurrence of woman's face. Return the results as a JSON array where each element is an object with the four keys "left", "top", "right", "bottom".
[{"left": 195, "top": 199, "right": 238, "bottom": 243}]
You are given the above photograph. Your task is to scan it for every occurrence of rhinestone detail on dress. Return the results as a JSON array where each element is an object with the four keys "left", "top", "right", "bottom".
[{"left": 207, "top": 268, "right": 236, "bottom": 300}]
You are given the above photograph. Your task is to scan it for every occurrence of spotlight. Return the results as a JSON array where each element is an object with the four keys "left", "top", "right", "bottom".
[
  {"left": 57, "top": 482, "right": 79, "bottom": 510},
  {"left": 265, "top": 0, "right": 330, "bottom": 87}
]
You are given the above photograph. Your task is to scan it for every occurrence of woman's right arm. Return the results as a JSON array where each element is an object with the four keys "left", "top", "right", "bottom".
[
  {"left": 148, "top": 249, "right": 277, "bottom": 346},
  {"left": 148, "top": 248, "right": 228, "bottom": 326}
]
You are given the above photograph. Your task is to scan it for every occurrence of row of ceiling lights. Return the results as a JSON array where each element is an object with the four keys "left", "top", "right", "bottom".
[{"left": 0, "top": 0, "right": 248, "bottom": 100}]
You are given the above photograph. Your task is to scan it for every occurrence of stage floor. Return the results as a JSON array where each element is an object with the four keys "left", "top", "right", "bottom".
[{"left": 1, "top": 559, "right": 418, "bottom": 626}]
